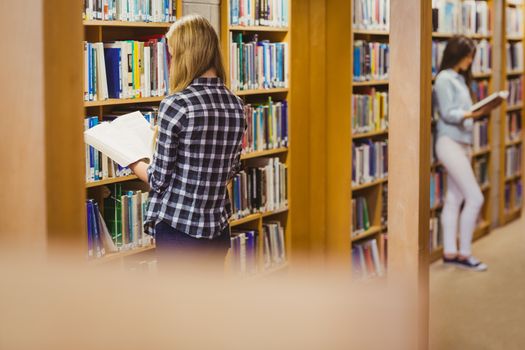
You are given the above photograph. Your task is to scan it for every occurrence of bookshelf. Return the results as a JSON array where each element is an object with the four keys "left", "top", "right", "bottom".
[
  {"left": 324, "top": 0, "right": 389, "bottom": 278},
  {"left": 429, "top": 0, "right": 495, "bottom": 262},
  {"left": 219, "top": 0, "right": 292, "bottom": 275},
  {"left": 499, "top": 0, "right": 525, "bottom": 225},
  {"left": 83, "top": 1, "right": 183, "bottom": 263}
]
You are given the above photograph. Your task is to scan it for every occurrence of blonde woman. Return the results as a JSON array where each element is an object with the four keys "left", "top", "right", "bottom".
[{"left": 130, "top": 15, "right": 245, "bottom": 263}]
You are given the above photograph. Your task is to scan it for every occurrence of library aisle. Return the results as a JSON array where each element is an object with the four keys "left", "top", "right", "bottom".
[{"left": 430, "top": 216, "right": 525, "bottom": 350}]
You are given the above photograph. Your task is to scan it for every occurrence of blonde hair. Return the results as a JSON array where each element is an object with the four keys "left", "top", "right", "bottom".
[{"left": 166, "top": 15, "right": 226, "bottom": 93}]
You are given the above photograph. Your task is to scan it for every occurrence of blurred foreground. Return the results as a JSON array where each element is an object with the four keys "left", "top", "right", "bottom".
[{"left": 0, "top": 250, "right": 421, "bottom": 350}]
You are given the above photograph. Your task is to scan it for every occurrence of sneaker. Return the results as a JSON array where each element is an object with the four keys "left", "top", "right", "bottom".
[{"left": 443, "top": 256, "right": 488, "bottom": 271}]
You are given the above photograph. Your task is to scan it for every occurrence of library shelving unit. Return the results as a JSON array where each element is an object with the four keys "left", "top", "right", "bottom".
[
  {"left": 83, "top": 1, "right": 182, "bottom": 265},
  {"left": 324, "top": 0, "right": 389, "bottom": 278},
  {"left": 499, "top": 0, "right": 525, "bottom": 225},
  {"left": 220, "top": 0, "right": 292, "bottom": 274},
  {"left": 429, "top": 0, "right": 495, "bottom": 263}
]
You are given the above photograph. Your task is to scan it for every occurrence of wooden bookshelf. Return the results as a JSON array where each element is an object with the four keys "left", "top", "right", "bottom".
[
  {"left": 323, "top": 0, "right": 390, "bottom": 277},
  {"left": 83, "top": 20, "right": 173, "bottom": 28},
  {"left": 84, "top": 96, "right": 164, "bottom": 107},
  {"left": 220, "top": 0, "right": 292, "bottom": 274},
  {"left": 83, "top": 2, "right": 182, "bottom": 264},
  {"left": 499, "top": 0, "right": 524, "bottom": 225},
  {"left": 85, "top": 175, "right": 138, "bottom": 188},
  {"left": 430, "top": 0, "right": 496, "bottom": 262}
]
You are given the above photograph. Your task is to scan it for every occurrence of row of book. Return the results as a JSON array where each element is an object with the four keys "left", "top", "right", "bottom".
[
  {"left": 229, "top": 33, "right": 288, "bottom": 92},
  {"left": 352, "top": 0, "right": 390, "bottom": 31},
  {"left": 229, "top": 0, "right": 289, "bottom": 27},
  {"left": 506, "top": 6, "right": 524, "bottom": 36},
  {"left": 352, "top": 234, "right": 387, "bottom": 279},
  {"left": 230, "top": 221, "right": 287, "bottom": 275},
  {"left": 430, "top": 168, "right": 445, "bottom": 209},
  {"left": 432, "top": 40, "right": 492, "bottom": 76},
  {"left": 506, "top": 42, "right": 524, "bottom": 72},
  {"left": 432, "top": 0, "right": 491, "bottom": 35},
  {"left": 352, "top": 196, "right": 371, "bottom": 236},
  {"left": 352, "top": 89, "right": 389, "bottom": 135},
  {"left": 429, "top": 216, "right": 442, "bottom": 253},
  {"left": 83, "top": 0, "right": 177, "bottom": 22},
  {"left": 506, "top": 112, "right": 522, "bottom": 142},
  {"left": 505, "top": 145, "right": 522, "bottom": 178},
  {"left": 474, "top": 156, "right": 489, "bottom": 187},
  {"left": 472, "top": 118, "right": 489, "bottom": 151},
  {"left": 242, "top": 99, "right": 288, "bottom": 154},
  {"left": 472, "top": 79, "right": 489, "bottom": 102},
  {"left": 230, "top": 157, "right": 288, "bottom": 220},
  {"left": 86, "top": 186, "right": 153, "bottom": 259},
  {"left": 507, "top": 76, "right": 523, "bottom": 106},
  {"left": 353, "top": 41, "right": 390, "bottom": 82},
  {"left": 103, "top": 184, "right": 153, "bottom": 249},
  {"left": 504, "top": 180, "right": 523, "bottom": 212},
  {"left": 352, "top": 140, "right": 388, "bottom": 186},
  {"left": 84, "top": 38, "right": 170, "bottom": 101},
  {"left": 85, "top": 109, "right": 157, "bottom": 182}
]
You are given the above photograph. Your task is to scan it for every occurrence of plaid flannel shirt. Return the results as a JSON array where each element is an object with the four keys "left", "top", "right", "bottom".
[{"left": 145, "top": 77, "right": 245, "bottom": 239}]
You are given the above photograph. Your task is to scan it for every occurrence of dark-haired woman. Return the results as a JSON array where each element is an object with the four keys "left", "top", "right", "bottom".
[{"left": 433, "top": 36, "right": 500, "bottom": 271}]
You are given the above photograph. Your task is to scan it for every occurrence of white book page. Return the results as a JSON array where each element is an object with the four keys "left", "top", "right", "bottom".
[
  {"left": 84, "top": 111, "right": 154, "bottom": 167},
  {"left": 470, "top": 90, "right": 509, "bottom": 112}
]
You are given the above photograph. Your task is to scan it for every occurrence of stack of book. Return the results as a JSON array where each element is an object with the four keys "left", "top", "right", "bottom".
[
  {"left": 230, "top": 157, "right": 288, "bottom": 220},
  {"left": 83, "top": 38, "right": 170, "bottom": 102},
  {"left": 242, "top": 98, "right": 288, "bottom": 154},
  {"left": 432, "top": 41, "right": 446, "bottom": 76},
  {"left": 262, "top": 221, "right": 286, "bottom": 269},
  {"left": 103, "top": 184, "right": 153, "bottom": 250},
  {"left": 353, "top": 41, "right": 390, "bottom": 82},
  {"left": 381, "top": 184, "right": 388, "bottom": 226},
  {"left": 352, "top": 196, "right": 371, "bottom": 236},
  {"left": 505, "top": 145, "right": 522, "bottom": 178},
  {"left": 352, "top": 89, "right": 389, "bottom": 134},
  {"left": 230, "top": 229, "right": 258, "bottom": 275},
  {"left": 472, "top": 80, "right": 490, "bottom": 102},
  {"left": 229, "top": 0, "right": 289, "bottom": 27},
  {"left": 429, "top": 216, "right": 442, "bottom": 252},
  {"left": 474, "top": 156, "right": 489, "bottom": 186},
  {"left": 432, "top": 0, "right": 491, "bottom": 35},
  {"left": 505, "top": 183, "right": 512, "bottom": 212},
  {"left": 430, "top": 168, "right": 445, "bottom": 208},
  {"left": 473, "top": 118, "right": 489, "bottom": 151},
  {"left": 472, "top": 40, "right": 492, "bottom": 74},
  {"left": 352, "top": 0, "right": 390, "bottom": 31},
  {"left": 516, "top": 180, "right": 523, "bottom": 208},
  {"left": 352, "top": 140, "right": 388, "bottom": 186},
  {"left": 84, "top": 110, "right": 156, "bottom": 183},
  {"left": 506, "top": 42, "right": 524, "bottom": 72},
  {"left": 229, "top": 33, "right": 288, "bottom": 92},
  {"left": 506, "top": 76, "right": 523, "bottom": 106},
  {"left": 83, "top": 0, "right": 177, "bottom": 22},
  {"left": 351, "top": 237, "right": 385, "bottom": 279},
  {"left": 506, "top": 5, "right": 524, "bottom": 36},
  {"left": 506, "top": 111, "right": 522, "bottom": 142}
]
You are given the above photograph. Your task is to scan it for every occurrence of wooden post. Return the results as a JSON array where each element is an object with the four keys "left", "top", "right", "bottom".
[
  {"left": 0, "top": 0, "right": 85, "bottom": 257},
  {"left": 388, "top": 1, "right": 432, "bottom": 349}
]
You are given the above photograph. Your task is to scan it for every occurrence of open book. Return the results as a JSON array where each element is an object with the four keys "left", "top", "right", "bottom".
[
  {"left": 470, "top": 90, "right": 509, "bottom": 112},
  {"left": 84, "top": 111, "right": 155, "bottom": 167}
]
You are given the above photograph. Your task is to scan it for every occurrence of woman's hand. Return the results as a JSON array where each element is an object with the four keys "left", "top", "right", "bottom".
[
  {"left": 464, "top": 105, "right": 491, "bottom": 119},
  {"left": 129, "top": 160, "right": 149, "bottom": 183}
]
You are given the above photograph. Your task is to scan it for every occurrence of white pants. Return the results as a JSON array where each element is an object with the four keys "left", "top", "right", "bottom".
[{"left": 435, "top": 136, "right": 484, "bottom": 257}]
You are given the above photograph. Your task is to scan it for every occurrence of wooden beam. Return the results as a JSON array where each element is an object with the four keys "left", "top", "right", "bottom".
[
  {"left": 388, "top": 0, "right": 432, "bottom": 349},
  {"left": 43, "top": 0, "right": 85, "bottom": 255}
]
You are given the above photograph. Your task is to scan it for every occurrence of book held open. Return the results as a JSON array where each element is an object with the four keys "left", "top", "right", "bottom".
[
  {"left": 470, "top": 90, "right": 509, "bottom": 112},
  {"left": 84, "top": 111, "right": 155, "bottom": 167}
]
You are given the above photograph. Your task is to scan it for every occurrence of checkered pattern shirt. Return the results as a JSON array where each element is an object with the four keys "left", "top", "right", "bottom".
[{"left": 144, "top": 77, "right": 245, "bottom": 239}]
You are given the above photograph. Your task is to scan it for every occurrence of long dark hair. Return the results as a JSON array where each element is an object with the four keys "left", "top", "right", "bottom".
[{"left": 438, "top": 35, "right": 476, "bottom": 96}]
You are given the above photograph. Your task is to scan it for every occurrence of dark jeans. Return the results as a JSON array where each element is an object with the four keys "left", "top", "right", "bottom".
[{"left": 154, "top": 221, "right": 231, "bottom": 270}]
